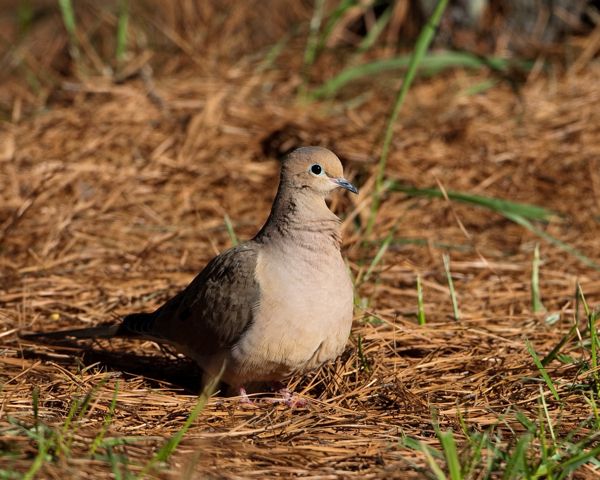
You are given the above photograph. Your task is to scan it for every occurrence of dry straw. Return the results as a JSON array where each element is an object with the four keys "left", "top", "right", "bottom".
[{"left": 1, "top": 1, "right": 600, "bottom": 478}]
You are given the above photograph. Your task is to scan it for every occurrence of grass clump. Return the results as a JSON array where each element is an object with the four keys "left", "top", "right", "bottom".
[
  {"left": 403, "top": 404, "right": 600, "bottom": 479},
  {"left": 393, "top": 185, "right": 600, "bottom": 271},
  {"left": 366, "top": 0, "right": 450, "bottom": 236},
  {"left": 1, "top": 375, "right": 218, "bottom": 479}
]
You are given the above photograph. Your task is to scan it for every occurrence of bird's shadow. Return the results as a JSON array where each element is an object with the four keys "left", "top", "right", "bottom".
[{"left": 19, "top": 339, "right": 205, "bottom": 394}]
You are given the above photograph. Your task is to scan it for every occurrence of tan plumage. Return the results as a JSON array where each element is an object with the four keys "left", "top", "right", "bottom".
[{"left": 21, "top": 147, "right": 358, "bottom": 392}]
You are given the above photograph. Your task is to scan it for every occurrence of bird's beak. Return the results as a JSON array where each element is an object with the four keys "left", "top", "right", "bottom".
[{"left": 331, "top": 177, "right": 358, "bottom": 194}]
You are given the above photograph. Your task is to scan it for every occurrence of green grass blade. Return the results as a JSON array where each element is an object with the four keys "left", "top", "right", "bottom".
[
  {"left": 417, "top": 274, "right": 426, "bottom": 325},
  {"left": 60, "top": 378, "right": 108, "bottom": 456},
  {"left": 357, "top": 6, "right": 392, "bottom": 55},
  {"left": 504, "top": 212, "right": 600, "bottom": 271},
  {"left": 531, "top": 243, "right": 545, "bottom": 313},
  {"left": 314, "top": 0, "right": 355, "bottom": 58},
  {"left": 363, "top": 229, "right": 394, "bottom": 282},
  {"left": 391, "top": 185, "right": 556, "bottom": 221},
  {"left": 17, "top": 0, "right": 34, "bottom": 35},
  {"left": 515, "top": 410, "right": 536, "bottom": 434},
  {"left": 443, "top": 254, "right": 460, "bottom": 321},
  {"left": 57, "top": 0, "right": 79, "bottom": 59},
  {"left": 579, "top": 286, "right": 597, "bottom": 364},
  {"left": 23, "top": 388, "right": 48, "bottom": 480},
  {"left": 356, "top": 334, "right": 370, "bottom": 373},
  {"left": 140, "top": 368, "right": 222, "bottom": 477},
  {"left": 75, "top": 379, "right": 106, "bottom": 422},
  {"left": 23, "top": 428, "right": 49, "bottom": 480},
  {"left": 300, "top": 0, "right": 326, "bottom": 95},
  {"left": 60, "top": 395, "right": 80, "bottom": 448},
  {"left": 152, "top": 392, "right": 211, "bottom": 463},
  {"left": 311, "top": 51, "right": 518, "bottom": 99},
  {"left": 438, "top": 430, "right": 462, "bottom": 480},
  {"left": 581, "top": 284, "right": 600, "bottom": 391},
  {"left": 578, "top": 283, "right": 591, "bottom": 318},
  {"left": 90, "top": 381, "right": 119, "bottom": 456},
  {"left": 502, "top": 434, "right": 531, "bottom": 480},
  {"left": 539, "top": 385, "right": 556, "bottom": 446},
  {"left": 575, "top": 281, "right": 581, "bottom": 324},
  {"left": 587, "top": 392, "right": 600, "bottom": 428},
  {"left": 58, "top": 0, "right": 76, "bottom": 37},
  {"left": 541, "top": 323, "right": 578, "bottom": 367},
  {"left": 592, "top": 311, "right": 600, "bottom": 385},
  {"left": 386, "top": 236, "right": 473, "bottom": 252},
  {"left": 419, "top": 442, "right": 447, "bottom": 480},
  {"left": 32, "top": 386, "right": 39, "bottom": 434},
  {"left": 223, "top": 214, "right": 238, "bottom": 246},
  {"left": 401, "top": 435, "right": 424, "bottom": 451},
  {"left": 461, "top": 79, "right": 499, "bottom": 96},
  {"left": 99, "top": 436, "right": 152, "bottom": 448},
  {"left": 526, "top": 340, "right": 560, "bottom": 402},
  {"left": 557, "top": 445, "right": 600, "bottom": 478},
  {"left": 537, "top": 403, "right": 550, "bottom": 476},
  {"left": 392, "top": 185, "right": 600, "bottom": 271},
  {"left": 365, "top": 0, "right": 449, "bottom": 236},
  {"left": 115, "top": 0, "right": 129, "bottom": 62},
  {"left": 106, "top": 446, "right": 124, "bottom": 480},
  {"left": 256, "top": 30, "right": 295, "bottom": 73},
  {"left": 463, "top": 431, "right": 487, "bottom": 478}
]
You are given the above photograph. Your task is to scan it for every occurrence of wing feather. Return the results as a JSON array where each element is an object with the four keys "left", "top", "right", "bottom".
[{"left": 148, "top": 243, "right": 260, "bottom": 355}]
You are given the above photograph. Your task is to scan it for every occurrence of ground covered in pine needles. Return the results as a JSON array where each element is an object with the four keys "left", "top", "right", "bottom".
[{"left": 1, "top": 2, "right": 600, "bottom": 478}]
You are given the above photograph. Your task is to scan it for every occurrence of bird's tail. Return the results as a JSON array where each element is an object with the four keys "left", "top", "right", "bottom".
[{"left": 19, "top": 312, "right": 156, "bottom": 343}]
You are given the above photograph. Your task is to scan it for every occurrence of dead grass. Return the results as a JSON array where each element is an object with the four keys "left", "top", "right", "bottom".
[{"left": 1, "top": 1, "right": 600, "bottom": 478}]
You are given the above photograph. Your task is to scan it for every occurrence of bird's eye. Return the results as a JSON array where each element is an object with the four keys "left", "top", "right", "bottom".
[{"left": 310, "top": 164, "right": 323, "bottom": 176}]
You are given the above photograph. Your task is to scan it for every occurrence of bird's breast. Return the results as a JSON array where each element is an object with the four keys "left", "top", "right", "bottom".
[{"left": 229, "top": 241, "right": 353, "bottom": 382}]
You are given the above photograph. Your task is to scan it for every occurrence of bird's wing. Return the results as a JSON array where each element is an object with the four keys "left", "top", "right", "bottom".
[{"left": 137, "top": 242, "right": 260, "bottom": 356}]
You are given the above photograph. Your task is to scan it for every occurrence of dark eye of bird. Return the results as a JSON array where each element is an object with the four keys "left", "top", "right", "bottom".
[{"left": 311, "top": 164, "right": 322, "bottom": 175}]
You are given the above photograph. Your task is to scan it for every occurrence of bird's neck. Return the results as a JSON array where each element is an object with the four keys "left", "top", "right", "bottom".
[{"left": 254, "top": 183, "right": 341, "bottom": 248}]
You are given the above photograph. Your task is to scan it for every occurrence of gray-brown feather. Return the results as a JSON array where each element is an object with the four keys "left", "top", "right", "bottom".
[{"left": 146, "top": 243, "right": 260, "bottom": 356}]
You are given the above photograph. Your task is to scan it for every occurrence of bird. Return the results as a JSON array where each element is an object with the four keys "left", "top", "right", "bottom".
[{"left": 20, "top": 146, "right": 358, "bottom": 398}]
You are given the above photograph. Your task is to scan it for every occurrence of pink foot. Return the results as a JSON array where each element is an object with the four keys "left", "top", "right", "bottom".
[
  {"left": 269, "top": 388, "right": 308, "bottom": 408},
  {"left": 237, "top": 387, "right": 254, "bottom": 405}
]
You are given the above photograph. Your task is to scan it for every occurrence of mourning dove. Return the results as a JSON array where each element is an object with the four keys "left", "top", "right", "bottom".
[{"left": 21, "top": 147, "right": 358, "bottom": 394}]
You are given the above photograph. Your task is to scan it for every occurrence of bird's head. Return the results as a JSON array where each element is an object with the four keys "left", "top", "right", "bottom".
[{"left": 281, "top": 146, "right": 358, "bottom": 197}]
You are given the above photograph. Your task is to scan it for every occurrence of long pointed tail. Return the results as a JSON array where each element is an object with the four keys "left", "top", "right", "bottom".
[{"left": 20, "top": 312, "right": 156, "bottom": 343}]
